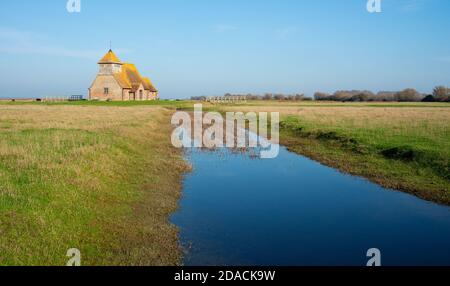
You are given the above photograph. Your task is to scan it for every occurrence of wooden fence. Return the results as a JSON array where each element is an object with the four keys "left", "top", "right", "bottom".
[{"left": 206, "top": 96, "right": 247, "bottom": 104}]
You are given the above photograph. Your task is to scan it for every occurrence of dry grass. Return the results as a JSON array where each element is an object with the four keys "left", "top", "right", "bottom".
[
  {"left": 237, "top": 100, "right": 450, "bottom": 108},
  {"left": 217, "top": 105, "right": 450, "bottom": 152},
  {"left": 227, "top": 106, "right": 450, "bottom": 144},
  {"left": 0, "top": 105, "right": 190, "bottom": 265}
]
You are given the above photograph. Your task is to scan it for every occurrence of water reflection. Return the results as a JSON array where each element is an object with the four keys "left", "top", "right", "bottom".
[{"left": 171, "top": 146, "right": 450, "bottom": 266}]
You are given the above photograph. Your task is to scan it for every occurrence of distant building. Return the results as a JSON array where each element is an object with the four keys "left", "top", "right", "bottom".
[{"left": 89, "top": 50, "right": 158, "bottom": 101}]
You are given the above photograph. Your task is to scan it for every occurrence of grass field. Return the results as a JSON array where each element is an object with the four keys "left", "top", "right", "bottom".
[
  {"left": 0, "top": 100, "right": 448, "bottom": 265},
  {"left": 0, "top": 105, "right": 189, "bottom": 265},
  {"left": 212, "top": 101, "right": 450, "bottom": 204},
  {"left": 234, "top": 100, "right": 450, "bottom": 108}
]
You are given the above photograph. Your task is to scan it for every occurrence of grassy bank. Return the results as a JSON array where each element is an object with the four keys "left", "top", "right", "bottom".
[
  {"left": 0, "top": 105, "right": 189, "bottom": 265},
  {"left": 215, "top": 102, "right": 450, "bottom": 204}
]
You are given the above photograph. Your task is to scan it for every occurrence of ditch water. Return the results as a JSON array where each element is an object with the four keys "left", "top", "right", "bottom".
[{"left": 171, "top": 145, "right": 450, "bottom": 266}]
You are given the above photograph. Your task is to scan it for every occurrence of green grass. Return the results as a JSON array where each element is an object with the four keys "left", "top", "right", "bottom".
[
  {"left": 0, "top": 100, "right": 449, "bottom": 266},
  {"left": 0, "top": 105, "right": 189, "bottom": 265},
  {"left": 278, "top": 114, "right": 450, "bottom": 204}
]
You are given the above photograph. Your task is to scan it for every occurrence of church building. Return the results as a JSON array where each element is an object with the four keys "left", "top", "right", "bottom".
[{"left": 89, "top": 50, "right": 158, "bottom": 101}]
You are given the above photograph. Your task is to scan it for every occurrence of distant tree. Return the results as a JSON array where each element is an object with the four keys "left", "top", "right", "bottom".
[
  {"left": 422, "top": 95, "right": 436, "bottom": 102},
  {"left": 246, "top": 94, "right": 260, "bottom": 100},
  {"left": 263, "top": 93, "right": 273, "bottom": 100},
  {"left": 350, "top": 93, "right": 368, "bottom": 102},
  {"left": 314, "top": 92, "right": 330, "bottom": 101},
  {"left": 349, "top": 91, "right": 374, "bottom": 102},
  {"left": 433, "top": 86, "right": 447, "bottom": 99},
  {"left": 294, "top": 94, "right": 305, "bottom": 101},
  {"left": 332, "top": 91, "right": 352, "bottom": 102},
  {"left": 376, "top": 91, "right": 396, "bottom": 102},
  {"left": 394, "top": 88, "right": 423, "bottom": 102},
  {"left": 433, "top": 86, "right": 450, "bottom": 102},
  {"left": 274, "top": 94, "right": 286, "bottom": 101}
]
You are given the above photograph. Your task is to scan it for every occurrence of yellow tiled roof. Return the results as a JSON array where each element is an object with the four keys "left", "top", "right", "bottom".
[
  {"left": 122, "top": 63, "right": 143, "bottom": 91},
  {"left": 113, "top": 72, "right": 131, "bottom": 89},
  {"left": 98, "top": 49, "right": 122, "bottom": 64},
  {"left": 142, "top": 77, "right": 158, "bottom": 92},
  {"left": 110, "top": 63, "right": 157, "bottom": 92}
]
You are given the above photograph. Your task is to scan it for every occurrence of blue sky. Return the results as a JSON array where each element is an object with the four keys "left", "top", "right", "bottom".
[{"left": 0, "top": 0, "right": 449, "bottom": 99}]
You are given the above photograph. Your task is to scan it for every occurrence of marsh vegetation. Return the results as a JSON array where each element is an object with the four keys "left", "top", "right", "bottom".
[
  {"left": 0, "top": 105, "right": 189, "bottom": 265},
  {"left": 211, "top": 101, "right": 450, "bottom": 204}
]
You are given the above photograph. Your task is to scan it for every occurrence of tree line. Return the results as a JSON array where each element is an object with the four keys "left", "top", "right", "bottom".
[
  {"left": 314, "top": 87, "right": 450, "bottom": 102},
  {"left": 191, "top": 86, "right": 450, "bottom": 102}
]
